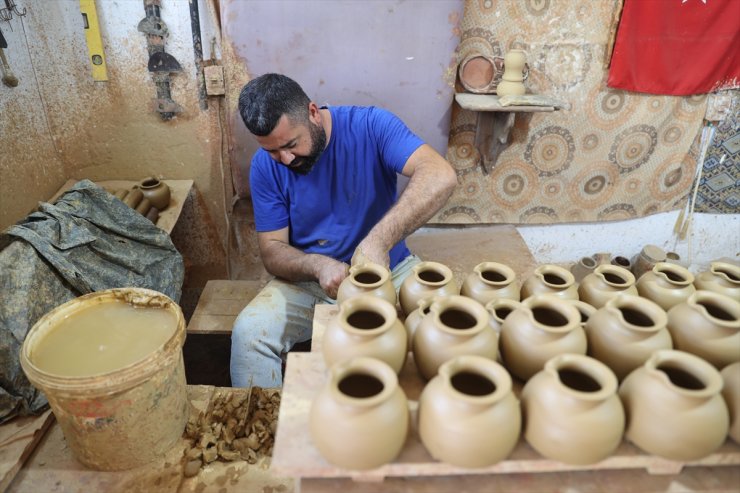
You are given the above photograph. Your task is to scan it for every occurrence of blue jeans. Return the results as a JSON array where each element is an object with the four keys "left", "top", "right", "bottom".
[{"left": 230, "top": 254, "right": 421, "bottom": 387}]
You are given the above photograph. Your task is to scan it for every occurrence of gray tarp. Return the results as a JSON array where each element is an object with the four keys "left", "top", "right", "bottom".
[{"left": 0, "top": 180, "right": 184, "bottom": 423}]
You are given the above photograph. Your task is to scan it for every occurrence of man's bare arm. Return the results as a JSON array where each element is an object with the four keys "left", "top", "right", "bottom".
[
  {"left": 258, "top": 228, "right": 349, "bottom": 298},
  {"left": 354, "top": 144, "right": 457, "bottom": 266}
]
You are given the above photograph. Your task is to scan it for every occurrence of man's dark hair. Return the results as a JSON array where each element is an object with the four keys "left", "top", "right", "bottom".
[{"left": 238, "top": 74, "right": 311, "bottom": 136}]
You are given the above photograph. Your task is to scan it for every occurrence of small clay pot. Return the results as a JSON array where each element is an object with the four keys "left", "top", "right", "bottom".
[
  {"left": 694, "top": 261, "right": 740, "bottom": 300},
  {"left": 138, "top": 177, "right": 171, "bottom": 210},
  {"left": 570, "top": 256, "right": 597, "bottom": 283},
  {"left": 122, "top": 188, "right": 144, "bottom": 209},
  {"left": 636, "top": 262, "right": 696, "bottom": 310},
  {"left": 398, "top": 261, "right": 458, "bottom": 316},
  {"left": 578, "top": 264, "right": 637, "bottom": 309},
  {"left": 458, "top": 53, "right": 504, "bottom": 94},
  {"left": 460, "top": 261, "right": 519, "bottom": 305},
  {"left": 520, "top": 264, "right": 579, "bottom": 301},
  {"left": 336, "top": 262, "right": 396, "bottom": 306},
  {"left": 631, "top": 244, "right": 667, "bottom": 280},
  {"left": 720, "top": 362, "right": 740, "bottom": 444},
  {"left": 404, "top": 297, "right": 433, "bottom": 349},
  {"left": 611, "top": 256, "right": 632, "bottom": 270},
  {"left": 485, "top": 298, "right": 522, "bottom": 335},
  {"left": 568, "top": 299, "right": 597, "bottom": 327}
]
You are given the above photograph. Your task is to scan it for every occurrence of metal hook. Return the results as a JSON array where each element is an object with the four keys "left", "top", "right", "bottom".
[
  {"left": 5, "top": 0, "right": 26, "bottom": 17},
  {"left": 0, "top": 9, "right": 11, "bottom": 22}
]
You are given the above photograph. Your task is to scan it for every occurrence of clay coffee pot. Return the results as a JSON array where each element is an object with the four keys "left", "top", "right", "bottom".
[
  {"left": 460, "top": 261, "right": 519, "bottom": 305},
  {"left": 631, "top": 244, "right": 667, "bottom": 280},
  {"left": 522, "top": 353, "right": 625, "bottom": 465},
  {"left": 570, "top": 256, "right": 597, "bottom": 283},
  {"left": 137, "top": 177, "right": 171, "bottom": 210},
  {"left": 584, "top": 294, "right": 672, "bottom": 380},
  {"left": 636, "top": 262, "right": 696, "bottom": 310},
  {"left": 412, "top": 295, "right": 497, "bottom": 380},
  {"left": 499, "top": 294, "right": 586, "bottom": 381},
  {"left": 322, "top": 295, "right": 407, "bottom": 373},
  {"left": 496, "top": 49, "right": 527, "bottom": 96},
  {"left": 667, "top": 291, "right": 740, "bottom": 369},
  {"left": 720, "top": 362, "right": 740, "bottom": 444},
  {"left": 418, "top": 355, "right": 520, "bottom": 467},
  {"left": 578, "top": 264, "right": 637, "bottom": 309},
  {"left": 336, "top": 262, "right": 396, "bottom": 306},
  {"left": 309, "top": 357, "right": 409, "bottom": 469},
  {"left": 398, "top": 261, "right": 458, "bottom": 315},
  {"left": 694, "top": 261, "right": 740, "bottom": 300},
  {"left": 619, "top": 349, "right": 729, "bottom": 461},
  {"left": 520, "top": 264, "right": 579, "bottom": 301}
]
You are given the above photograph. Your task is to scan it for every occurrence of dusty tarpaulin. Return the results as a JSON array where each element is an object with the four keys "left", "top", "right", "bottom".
[{"left": 0, "top": 180, "right": 185, "bottom": 423}]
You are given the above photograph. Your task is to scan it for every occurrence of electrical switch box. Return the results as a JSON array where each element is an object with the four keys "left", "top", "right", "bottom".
[{"left": 204, "top": 65, "right": 225, "bottom": 96}]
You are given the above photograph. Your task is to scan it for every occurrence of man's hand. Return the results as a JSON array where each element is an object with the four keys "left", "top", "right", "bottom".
[
  {"left": 352, "top": 241, "right": 390, "bottom": 269},
  {"left": 316, "top": 257, "right": 350, "bottom": 299}
]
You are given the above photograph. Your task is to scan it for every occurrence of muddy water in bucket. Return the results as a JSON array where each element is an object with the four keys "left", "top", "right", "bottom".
[{"left": 20, "top": 288, "right": 188, "bottom": 471}]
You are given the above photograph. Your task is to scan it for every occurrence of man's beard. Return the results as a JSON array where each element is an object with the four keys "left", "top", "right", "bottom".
[{"left": 289, "top": 121, "right": 327, "bottom": 175}]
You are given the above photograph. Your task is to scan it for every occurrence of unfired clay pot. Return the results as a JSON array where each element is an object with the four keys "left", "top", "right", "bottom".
[
  {"left": 520, "top": 265, "right": 579, "bottom": 301},
  {"left": 631, "top": 244, "right": 667, "bottom": 280},
  {"left": 667, "top": 291, "right": 740, "bottom": 369},
  {"left": 403, "top": 297, "right": 433, "bottom": 349},
  {"left": 500, "top": 295, "right": 586, "bottom": 381},
  {"left": 636, "top": 262, "right": 696, "bottom": 310},
  {"left": 460, "top": 261, "right": 519, "bottom": 305},
  {"left": 336, "top": 262, "right": 396, "bottom": 306},
  {"left": 720, "top": 362, "right": 740, "bottom": 444},
  {"left": 584, "top": 295, "right": 672, "bottom": 380},
  {"left": 418, "top": 355, "right": 520, "bottom": 467},
  {"left": 694, "top": 261, "right": 740, "bottom": 301},
  {"left": 619, "top": 349, "right": 729, "bottom": 461},
  {"left": 399, "top": 261, "right": 458, "bottom": 315},
  {"left": 322, "top": 296, "right": 407, "bottom": 373},
  {"left": 309, "top": 357, "right": 409, "bottom": 469},
  {"left": 485, "top": 298, "right": 522, "bottom": 335},
  {"left": 570, "top": 256, "right": 597, "bottom": 283},
  {"left": 496, "top": 49, "right": 527, "bottom": 96},
  {"left": 522, "top": 354, "right": 625, "bottom": 465},
  {"left": 568, "top": 299, "right": 597, "bottom": 327},
  {"left": 578, "top": 265, "right": 637, "bottom": 309},
  {"left": 137, "top": 177, "right": 171, "bottom": 210},
  {"left": 413, "top": 295, "right": 497, "bottom": 380}
]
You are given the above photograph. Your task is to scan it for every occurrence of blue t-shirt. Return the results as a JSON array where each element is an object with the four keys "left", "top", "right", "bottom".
[{"left": 249, "top": 106, "right": 423, "bottom": 269}]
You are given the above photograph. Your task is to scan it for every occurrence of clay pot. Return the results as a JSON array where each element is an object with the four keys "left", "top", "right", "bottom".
[
  {"left": 309, "top": 357, "right": 409, "bottom": 469},
  {"left": 636, "top": 262, "right": 696, "bottom": 310},
  {"left": 694, "top": 261, "right": 740, "bottom": 300},
  {"left": 137, "top": 177, "right": 171, "bottom": 210},
  {"left": 570, "top": 256, "right": 597, "bottom": 283},
  {"left": 322, "top": 296, "right": 407, "bottom": 373},
  {"left": 619, "top": 349, "right": 729, "bottom": 461},
  {"left": 611, "top": 255, "right": 632, "bottom": 270},
  {"left": 413, "top": 295, "right": 497, "bottom": 380},
  {"left": 584, "top": 295, "right": 672, "bottom": 380},
  {"left": 522, "top": 354, "right": 625, "bottom": 465},
  {"left": 122, "top": 188, "right": 143, "bottom": 210},
  {"left": 500, "top": 295, "right": 586, "bottom": 381},
  {"left": 485, "top": 298, "right": 522, "bottom": 335},
  {"left": 403, "top": 297, "right": 433, "bottom": 349},
  {"left": 667, "top": 291, "right": 740, "bottom": 369},
  {"left": 631, "top": 244, "right": 666, "bottom": 279},
  {"left": 336, "top": 262, "right": 396, "bottom": 306},
  {"left": 418, "top": 355, "right": 520, "bottom": 467},
  {"left": 568, "top": 299, "right": 597, "bottom": 327},
  {"left": 665, "top": 251, "right": 683, "bottom": 266},
  {"left": 520, "top": 264, "right": 579, "bottom": 301},
  {"left": 458, "top": 53, "right": 504, "bottom": 94},
  {"left": 578, "top": 264, "right": 638, "bottom": 308},
  {"left": 460, "top": 261, "right": 519, "bottom": 305},
  {"left": 496, "top": 49, "right": 527, "bottom": 96},
  {"left": 592, "top": 253, "right": 612, "bottom": 265},
  {"left": 720, "top": 362, "right": 740, "bottom": 444},
  {"left": 398, "top": 261, "right": 458, "bottom": 316}
]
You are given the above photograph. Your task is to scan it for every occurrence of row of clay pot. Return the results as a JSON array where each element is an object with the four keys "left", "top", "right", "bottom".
[
  {"left": 571, "top": 245, "right": 689, "bottom": 282},
  {"left": 113, "top": 187, "right": 161, "bottom": 224}
]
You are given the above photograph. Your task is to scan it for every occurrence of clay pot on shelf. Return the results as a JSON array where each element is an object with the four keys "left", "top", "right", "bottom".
[
  {"left": 322, "top": 296, "right": 407, "bottom": 373},
  {"left": 485, "top": 298, "right": 522, "bottom": 335},
  {"left": 460, "top": 261, "right": 519, "bottom": 305},
  {"left": 458, "top": 53, "right": 504, "bottom": 94},
  {"left": 619, "top": 349, "right": 729, "bottom": 461},
  {"left": 399, "top": 261, "right": 458, "bottom": 316},
  {"left": 309, "top": 357, "right": 409, "bottom": 470},
  {"left": 694, "top": 261, "right": 740, "bottom": 300},
  {"left": 631, "top": 244, "right": 667, "bottom": 280},
  {"left": 584, "top": 295, "right": 671, "bottom": 381},
  {"left": 720, "top": 362, "right": 740, "bottom": 444},
  {"left": 570, "top": 256, "right": 597, "bottom": 283},
  {"left": 578, "top": 264, "right": 637, "bottom": 309},
  {"left": 665, "top": 251, "right": 684, "bottom": 266},
  {"left": 522, "top": 353, "right": 625, "bottom": 465},
  {"left": 499, "top": 294, "right": 586, "bottom": 381},
  {"left": 336, "top": 262, "right": 396, "bottom": 306},
  {"left": 122, "top": 188, "right": 144, "bottom": 210},
  {"left": 496, "top": 49, "right": 528, "bottom": 96},
  {"left": 418, "top": 355, "right": 520, "bottom": 467},
  {"left": 667, "top": 291, "right": 740, "bottom": 369},
  {"left": 137, "top": 177, "right": 171, "bottom": 210},
  {"left": 413, "top": 295, "right": 497, "bottom": 381},
  {"left": 636, "top": 262, "right": 696, "bottom": 310},
  {"left": 520, "top": 264, "right": 579, "bottom": 301}
]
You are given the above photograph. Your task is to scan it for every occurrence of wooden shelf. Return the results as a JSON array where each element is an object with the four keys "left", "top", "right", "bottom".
[{"left": 455, "top": 93, "right": 556, "bottom": 112}]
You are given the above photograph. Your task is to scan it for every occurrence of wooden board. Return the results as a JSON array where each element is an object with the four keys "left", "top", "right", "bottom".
[
  {"left": 455, "top": 93, "right": 555, "bottom": 112},
  {"left": 48, "top": 179, "right": 194, "bottom": 235},
  {"left": 0, "top": 411, "right": 54, "bottom": 492},
  {"left": 186, "top": 280, "right": 263, "bottom": 335},
  {"left": 271, "top": 352, "right": 740, "bottom": 482},
  {"left": 7, "top": 386, "right": 292, "bottom": 493}
]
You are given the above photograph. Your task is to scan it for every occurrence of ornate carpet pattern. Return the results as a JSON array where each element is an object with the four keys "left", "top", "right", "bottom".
[
  {"left": 434, "top": 0, "right": 707, "bottom": 224},
  {"left": 695, "top": 109, "right": 740, "bottom": 214}
]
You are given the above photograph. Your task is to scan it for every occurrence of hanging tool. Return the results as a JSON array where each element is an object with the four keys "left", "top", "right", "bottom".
[
  {"left": 0, "top": 25, "right": 19, "bottom": 87},
  {"left": 79, "top": 0, "right": 108, "bottom": 81}
]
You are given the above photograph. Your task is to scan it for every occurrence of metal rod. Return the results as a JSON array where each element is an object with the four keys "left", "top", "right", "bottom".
[{"left": 189, "top": 0, "right": 207, "bottom": 110}]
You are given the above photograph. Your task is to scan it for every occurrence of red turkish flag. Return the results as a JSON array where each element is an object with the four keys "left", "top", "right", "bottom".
[{"left": 608, "top": 0, "right": 740, "bottom": 95}]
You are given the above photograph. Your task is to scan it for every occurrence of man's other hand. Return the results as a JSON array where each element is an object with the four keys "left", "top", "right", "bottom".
[{"left": 317, "top": 258, "right": 350, "bottom": 299}]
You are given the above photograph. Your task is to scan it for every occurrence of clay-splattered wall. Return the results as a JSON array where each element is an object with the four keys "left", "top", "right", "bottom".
[{"left": 0, "top": 0, "right": 236, "bottom": 316}]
